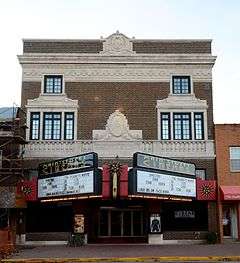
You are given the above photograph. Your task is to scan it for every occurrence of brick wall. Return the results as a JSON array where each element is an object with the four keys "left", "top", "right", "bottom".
[
  {"left": 215, "top": 124, "right": 240, "bottom": 186},
  {"left": 23, "top": 40, "right": 211, "bottom": 54},
  {"left": 21, "top": 81, "right": 214, "bottom": 141}
]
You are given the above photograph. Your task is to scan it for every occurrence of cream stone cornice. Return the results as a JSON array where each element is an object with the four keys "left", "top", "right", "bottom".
[{"left": 18, "top": 53, "right": 216, "bottom": 65}]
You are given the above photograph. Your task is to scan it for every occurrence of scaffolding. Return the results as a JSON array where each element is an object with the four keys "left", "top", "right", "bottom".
[{"left": 0, "top": 104, "right": 26, "bottom": 187}]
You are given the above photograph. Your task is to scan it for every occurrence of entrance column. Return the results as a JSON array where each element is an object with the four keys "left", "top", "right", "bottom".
[{"left": 237, "top": 202, "right": 240, "bottom": 240}]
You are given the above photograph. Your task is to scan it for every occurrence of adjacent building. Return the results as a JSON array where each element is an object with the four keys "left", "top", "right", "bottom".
[
  {"left": 215, "top": 124, "right": 240, "bottom": 242},
  {"left": 18, "top": 32, "right": 217, "bottom": 244},
  {"left": 0, "top": 106, "right": 26, "bottom": 248}
]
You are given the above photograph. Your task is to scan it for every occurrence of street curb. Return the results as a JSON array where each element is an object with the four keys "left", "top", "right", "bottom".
[{"left": 2, "top": 256, "right": 240, "bottom": 262}]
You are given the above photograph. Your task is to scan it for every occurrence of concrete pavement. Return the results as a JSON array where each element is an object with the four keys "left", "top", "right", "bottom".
[{"left": 1, "top": 243, "right": 240, "bottom": 262}]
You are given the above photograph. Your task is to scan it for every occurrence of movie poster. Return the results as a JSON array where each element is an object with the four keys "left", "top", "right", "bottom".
[{"left": 150, "top": 214, "right": 161, "bottom": 233}]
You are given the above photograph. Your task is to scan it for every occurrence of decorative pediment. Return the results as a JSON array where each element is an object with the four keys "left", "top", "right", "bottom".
[
  {"left": 93, "top": 110, "right": 142, "bottom": 141},
  {"left": 157, "top": 94, "right": 208, "bottom": 110},
  {"left": 26, "top": 94, "right": 78, "bottom": 109},
  {"left": 100, "top": 31, "right": 136, "bottom": 55}
]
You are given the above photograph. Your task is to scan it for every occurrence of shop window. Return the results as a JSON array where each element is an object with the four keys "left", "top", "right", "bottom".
[
  {"left": 195, "top": 169, "right": 206, "bottom": 180},
  {"left": 64, "top": 113, "right": 74, "bottom": 140},
  {"left": 194, "top": 113, "right": 204, "bottom": 140},
  {"left": 173, "top": 113, "right": 191, "bottom": 140},
  {"left": 161, "top": 113, "right": 171, "bottom": 140},
  {"left": 44, "top": 75, "right": 63, "bottom": 94},
  {"left": 43, "top": 113, "right": 61, "bottom": 140},
  {"left": 30, "top": 112, "right": 40, "bottom": 140},
  {"left": 172, "top": 76, "right": 191, "bottom": 94},
  {"left": 229, "top": 147, "right": 240, "bottom": 172}
]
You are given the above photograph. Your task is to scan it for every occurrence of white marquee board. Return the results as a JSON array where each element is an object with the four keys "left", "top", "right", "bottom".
[
  {"left": 38, "top": 170, "right": 94, "bottom": 198},
  {"left": 137, "top": 170, "right": 196, "bottom": 198}
]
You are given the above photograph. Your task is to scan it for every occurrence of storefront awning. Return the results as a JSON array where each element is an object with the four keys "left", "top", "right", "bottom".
[{"left": 220, "top": 186, "right": 240, "bottom": 200}]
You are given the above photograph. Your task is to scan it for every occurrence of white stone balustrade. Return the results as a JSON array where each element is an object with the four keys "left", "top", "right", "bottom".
[{"left": 23, "top": 140, "right": 215, "bottom": 159}]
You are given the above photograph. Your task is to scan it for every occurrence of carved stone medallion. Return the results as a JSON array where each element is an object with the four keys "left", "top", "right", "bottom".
[
  {"left": 93, "top": 110, "right": 142, "bottom": 141},
  {"left": 100, "top": 31, "right": 136, "bottom": 55}
]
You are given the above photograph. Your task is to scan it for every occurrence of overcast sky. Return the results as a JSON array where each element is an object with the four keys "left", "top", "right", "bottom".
[{"left": 0, "top": 0, "right": 239, "bottom": 123}]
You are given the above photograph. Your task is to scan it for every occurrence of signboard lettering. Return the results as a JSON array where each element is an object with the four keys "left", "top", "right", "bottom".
[
  {"left": 39, "top": 152, "right": 97, "bottom": 178},
  {"left": 136, "top": 170, "right": 196, "bottom": 198},
  {"left": 38, "top": 170, "right": 94, "bottom": 198},
  {"left": 134, "top": 153, "right": 195, "bottom": 176}
]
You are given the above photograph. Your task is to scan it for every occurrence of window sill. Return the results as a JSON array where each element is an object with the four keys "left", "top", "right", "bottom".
[{"left": 41, "top": 93, "right": 66, "bottom": 96}]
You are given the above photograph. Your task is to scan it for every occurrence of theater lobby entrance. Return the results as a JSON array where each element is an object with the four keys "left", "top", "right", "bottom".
[{"left": 87, "top": 200, "right": 148, "bottom": 243}]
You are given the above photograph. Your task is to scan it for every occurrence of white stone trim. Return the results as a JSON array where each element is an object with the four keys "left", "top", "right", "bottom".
[
  {"left": 157, "top": 95, "right": 208, "bottom": 140},
  {"left": 26, "top": 94, "right": 78, "bottom": 141},
  {"left": 23, "top": 140, "right": 216, "bottom": 159},
  {"left": 18, "top": 53, "right": 216, "bottom": 65},
  {"left": 92, "top": 110, "right": 142, "bottom": 141},
  {"left": 21, "top": 64, "right": 213, "bottom": 82},
  {"left": 100, "top": 31, "right": 136, "bottom": 55}
]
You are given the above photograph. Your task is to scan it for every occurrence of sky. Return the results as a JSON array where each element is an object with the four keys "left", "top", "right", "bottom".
[{"left": 0, "top": 0, "right": 239, "bottom": 123}]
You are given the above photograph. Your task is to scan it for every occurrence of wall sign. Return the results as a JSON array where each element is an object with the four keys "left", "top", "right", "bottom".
[
  {"left": 174, "top": 210, "right": 195, "bottom": 219},
  {"left": 133, "top": 152, "right": 195, "bottom": 176},
  {"left": 39, "top": 152, "right": 98, "bottom": 178},
  {"left": 38, "top": 170, "right": 94, "bottom": 198},
  {"left": 136, "top": 170, "right": 196, "bottom": 198},
  {"left": 150, "top": 214, "right": 161, "bottom": 233}
]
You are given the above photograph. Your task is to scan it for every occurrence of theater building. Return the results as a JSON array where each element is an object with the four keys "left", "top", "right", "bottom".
[
  {"left": 215, "top": 124, "right": 240, "bottom": 242},
  {"left": 18, "top": 32, "right": 217, "bottom": 244}
]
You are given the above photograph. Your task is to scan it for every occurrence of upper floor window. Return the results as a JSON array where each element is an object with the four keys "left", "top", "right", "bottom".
[
  {"left": 64, "top": 113, "right": 74, "bottom": 140},
  {"left": 161, "top": 113, "right": 171, "bottom": 140},
  {"left": 44, "top": 75, "right": 63, "bottom": 94},
  {"left": 30, "top": 112, "right": 40, "bottom": 140},
  {"left": 194, "top": 113, "right": 204, "bottom": 140},
  {"left": 173, "top": 113, "right": 191, "bottom": 140},
  {"left": 172, "top": 76, "right": 191, "bottom": 94},
  {"left": 229, "top": 147, "right": 240, "bottom": 172},
  {"left": 43, "top": 113, "right": 61, "bottom": 140}
]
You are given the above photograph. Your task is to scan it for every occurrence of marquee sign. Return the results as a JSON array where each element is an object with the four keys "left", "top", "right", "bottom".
[
  {"left": 39, "top": 152, "right": 98, "bottom": 178},
  {"left": 134, "top": 169, "right": 196, "bottom": 198},
  {"left": 38, "top": 169, "right": 101, "bottom": 198},
  {"left": 133, "top": 152, "right": 195, "bottom": 176}
]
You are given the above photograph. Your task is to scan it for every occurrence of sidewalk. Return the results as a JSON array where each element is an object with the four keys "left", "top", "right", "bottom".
[{"left": 2, "top": 243, "right": 240, "bottom": 262}]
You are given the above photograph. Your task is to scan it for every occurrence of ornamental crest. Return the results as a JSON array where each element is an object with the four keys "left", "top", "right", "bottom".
[
  {"left": 100, "top": 31, "right": 136, "bottom": 55},
  {"left": 92, "top": 110, "right": 142, "bottom": 140}
]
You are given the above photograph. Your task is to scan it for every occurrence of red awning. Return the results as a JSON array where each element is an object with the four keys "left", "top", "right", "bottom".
[{"left": 220, "top": 186, "right": 240, "bottom": 200}]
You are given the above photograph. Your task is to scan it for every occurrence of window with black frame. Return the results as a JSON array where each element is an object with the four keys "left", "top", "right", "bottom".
[
  {"left": 44, "top": 75, "right": 63, "bottom": 94},
  {"left": 43, "top": 113, "right": 61, "bottom": 140},
  {"left": 64, "top": 113, "right": 74, "bottom": 140},
  {"left": 173, "top": 113, "right": 191, "bottom": 140},
  {"left": 172, "top": 76, "right": 191, "bottom": 94},
  {"left": 194, "top": 113, "right": 204, "bottom": 140},
  {"left": 30, "top": 112, "right": 40, "bottom": 140},
  {"left": 161, "top": 113, "right": 171, "bottom": 140}
]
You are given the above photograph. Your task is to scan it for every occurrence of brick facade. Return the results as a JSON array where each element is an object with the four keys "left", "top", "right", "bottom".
[
  {"left": 19, "top": 32, "right": 217, "bottom": 243},
  {"left": 23, "top": 39, "right": 211, "bottom": 54},
  {"left": 215, "top": 124, "right": 240, "bottom": 186},
  {"left": 21, "top": 81, "right": 214, "bottom": 141},
  {"left": 215, "top": 124, "right": 240, "bottom": 242}
]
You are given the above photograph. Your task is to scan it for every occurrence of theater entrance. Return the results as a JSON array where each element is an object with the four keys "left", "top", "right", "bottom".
[{"left": 93, "top": 206, "right": 148, "bottom": 243}]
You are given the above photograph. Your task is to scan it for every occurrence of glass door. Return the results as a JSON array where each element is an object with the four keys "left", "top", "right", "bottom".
[
  {"left": 98, "top": 208, "right": 145, "bottom": 237},
  {"left": 223, "top": 205, "right": 232, "bottom": 237}
]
